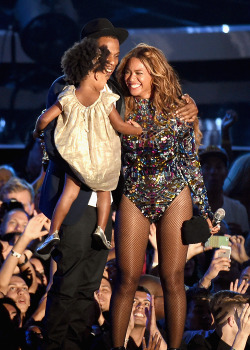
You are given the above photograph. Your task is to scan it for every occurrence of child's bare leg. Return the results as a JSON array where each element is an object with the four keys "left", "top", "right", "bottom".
[
  {"left": 96, "top": 191, "right": 111, "bottom": 232},
  {"left": 49, "top": 174, "right": 81, "bottom": 234},
  {"left": 37, "top": 174, "right": 80, "bottom": 255},
  {"left": 93, "top": 191, "right": 112, "bottom": 249}
]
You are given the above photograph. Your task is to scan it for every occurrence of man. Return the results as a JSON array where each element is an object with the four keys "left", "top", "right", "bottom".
[
  {"left": 183, "top": 288, "right": 214, "bottom": 345},
  {"left": 95, "top": 277, "right": 112, "bottom": 316},
  {"left": 125, "top": 286, "right": 167, "bottom": 350},
  {"left": 0, "top": 208, "right": 29, "bottom": 244},
  {"left": 199, "top": 145, "right": 249, "bottom": 236},
  {"left": 39, "top": 18, "right": 198, "bottom": 350},
  {"left": 0, "top": 177, "right": 35, "bottom": 216},
  {"left": 91, "top": 285, "right": 166, "bottom": 350},
  {"left": 187, "top": 290, "right": 250, "bottom": 349},
  {"left": 6, "top": 275, "right": 31, "bottom": 326}
]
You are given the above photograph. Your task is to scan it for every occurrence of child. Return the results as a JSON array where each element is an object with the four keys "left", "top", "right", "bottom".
[{"left": 34, "top": 38, "right": 142, "bottom": 254}]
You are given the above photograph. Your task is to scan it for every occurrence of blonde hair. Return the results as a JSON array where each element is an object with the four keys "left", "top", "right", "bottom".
[
  {"left": 0, "top": 177, "right": 34, "bottom": 203},
  {"left": 116, "top": 43, "right": 202, "bottom": 147}
]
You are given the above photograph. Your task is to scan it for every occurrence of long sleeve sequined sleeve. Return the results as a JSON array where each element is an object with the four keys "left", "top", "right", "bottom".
[{"left": 177, "top": 121, "right": 210, "bottom": 218}]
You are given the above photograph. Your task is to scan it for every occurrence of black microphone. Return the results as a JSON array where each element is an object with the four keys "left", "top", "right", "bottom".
[{"left": 212, "top": 208, "right": 225, "bottom": 226}]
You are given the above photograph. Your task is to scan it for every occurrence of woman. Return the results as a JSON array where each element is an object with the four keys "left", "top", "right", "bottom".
[{"left": 110, "top": 44, "right": 218, "bottom": 350}]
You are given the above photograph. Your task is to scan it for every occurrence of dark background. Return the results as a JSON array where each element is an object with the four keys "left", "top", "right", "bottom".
[{"left": 0, "top": 0, "right": 250, "bottom": 166}]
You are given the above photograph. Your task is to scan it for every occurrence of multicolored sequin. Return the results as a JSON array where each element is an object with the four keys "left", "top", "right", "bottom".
[{"left": 122, "top": 98, "right": 210, "bottom": 223}]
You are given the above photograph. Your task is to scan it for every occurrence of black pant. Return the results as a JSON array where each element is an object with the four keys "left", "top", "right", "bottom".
[{"left": 42, "top": 205, "right": 111, "bottom": 350}]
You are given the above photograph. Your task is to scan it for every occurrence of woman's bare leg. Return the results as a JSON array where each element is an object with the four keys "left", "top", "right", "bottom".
[
  {"left": 110, "top": 195, "right": 151, "bottom": 347},
  {"left": 156, "top": 186, "right": 192, "bottom": 348}
]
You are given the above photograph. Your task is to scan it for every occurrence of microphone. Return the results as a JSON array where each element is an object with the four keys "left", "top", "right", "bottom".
[{"left": 212, "top": 208, "right": 225, "bottom": 226}]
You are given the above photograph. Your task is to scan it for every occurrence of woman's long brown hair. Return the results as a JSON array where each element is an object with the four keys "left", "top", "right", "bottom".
[{"left": 116, "top": 43, "right": 202, "bottom": 147}]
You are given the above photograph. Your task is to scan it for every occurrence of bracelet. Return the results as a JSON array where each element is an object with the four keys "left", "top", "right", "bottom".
[
  {"left": 11, "top": 250, "right": 22, "bottom": 259},
  {"left": 18, "top": 253, "right": 29, "bottom": 267}
]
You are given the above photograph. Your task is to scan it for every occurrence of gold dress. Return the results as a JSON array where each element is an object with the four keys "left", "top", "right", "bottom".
[{"left": 54, "top": 85, "right": 121, "bottom": 191}]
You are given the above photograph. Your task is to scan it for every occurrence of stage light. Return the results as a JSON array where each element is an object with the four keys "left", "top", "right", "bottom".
[{"left": 14, "top": 0, "right": 79, "bottom": 65}]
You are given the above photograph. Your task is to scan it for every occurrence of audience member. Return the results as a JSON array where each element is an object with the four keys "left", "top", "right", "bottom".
[
  {"left": 199, "top": 145, "right": 249, "bottom": 236},
  {"left": 223, "top": 153, "right": 250, "bottom": 228},
  {"left": 220, "top": 109, "right": 238, "bottom": 164},
  {"left": 91, "top": 285, "right": 167, "bottom": 350},
  {"left": 0, "top": 177, "right": 35, "bottom": 216},
  {"left": 187, "top": 290, "right": 250, "bottom": 349},
  {"left": 183, "top": 288, "right": 213, "bottom": 344},
  {"left": 0, "top": 208, "right": 29, "bottom": 244},
  {"left": 239, "top": 266, "right": 250, "bottom": 289},
  {"left": 0, "top": 165, "right": 16, "bottom": 190},
  {"left": 0, "top": 214, "right": 48, "bottom": 324},
  {"left": 94, "top": 276, "right": 113, "bottom": 331},
  {"left": 0, "top": 296, "right": 24, "bottom": 349},
  {"left": 231, "top": 303, "right": 250, "bottom": 350}
]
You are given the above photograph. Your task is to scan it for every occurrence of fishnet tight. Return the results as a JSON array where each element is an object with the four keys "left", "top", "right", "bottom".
[{"left": 110, "top": 186, "right": 193, "bottom": 348}]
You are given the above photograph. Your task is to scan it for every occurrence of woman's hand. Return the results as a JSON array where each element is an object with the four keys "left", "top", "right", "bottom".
[
  {"left": 176, "top": 94, "right": 198, "bottom": 123},
  {"left": 206, "top": 218, "right": 220, "bottom": 235}
]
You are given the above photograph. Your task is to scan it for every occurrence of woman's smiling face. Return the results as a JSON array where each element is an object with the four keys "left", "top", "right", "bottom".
[{"left": 124, "top": 57, "right": 152, "bottom": 99}]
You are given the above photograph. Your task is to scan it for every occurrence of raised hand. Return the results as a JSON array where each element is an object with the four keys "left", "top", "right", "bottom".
[
  {"left": 142, "top": 333, "right": 162, "bottom": 350},
  {"left": 230, "top": 279, "right": 249, "bottom": 294},
  {"left": 227, "top": 235, "right": 249, "bottom": 264}
]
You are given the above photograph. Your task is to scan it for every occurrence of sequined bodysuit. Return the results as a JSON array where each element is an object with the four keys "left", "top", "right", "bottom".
[{"left": 122, "top": 98, "right": 210, "bottom": 223}]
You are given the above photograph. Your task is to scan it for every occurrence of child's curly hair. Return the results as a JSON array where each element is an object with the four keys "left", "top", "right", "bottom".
[{"left": 61, "top": 37, "right": 110, "bottom": 85}]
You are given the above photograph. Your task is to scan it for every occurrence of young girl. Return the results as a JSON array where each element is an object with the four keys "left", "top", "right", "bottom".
[{"left": 34, "top": 38, "right": 142, "bottom": 255}]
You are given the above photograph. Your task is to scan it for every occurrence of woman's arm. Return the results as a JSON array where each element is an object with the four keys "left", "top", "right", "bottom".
[
  {"left": 33, "top": 102, "right": 62, "bottom": 138},
  {"left": 108, "top": 106, "right": 142, "bottom": 136},
  {"left": 177, "top": 122, "right": 210, "bottom": 218}
]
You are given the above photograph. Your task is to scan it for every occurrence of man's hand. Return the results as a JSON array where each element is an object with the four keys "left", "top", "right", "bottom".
[
  {"left": 187, "top": 242, "right": 212, "bottom": 261},
  {"left": 230, "top": 279, "right": 249, "bottom": 294},
  {"left": 199, "top": 248, "right": 231, "bottom": 288},
  {"left": 23, "top": 213, "right": 49, "bottom": 241},
  {"left": 146, "top": 295, "right": 158, "bottom": 334},
  {"left": 235, "top": 303, "right": 250, "bottom": 335},
  {"left": 142, "top": 333, "right": 162, "bottom": 350},
  {"left": 221, "top": 109, "right": 238, "bottom": 133},
  {"left": 176, "top": 94, "right": 198, "bottom": 122}
]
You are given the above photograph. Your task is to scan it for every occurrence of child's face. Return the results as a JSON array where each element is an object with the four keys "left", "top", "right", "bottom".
[{"left": 96, "top": 71, "right": 109, "bottom": 91}]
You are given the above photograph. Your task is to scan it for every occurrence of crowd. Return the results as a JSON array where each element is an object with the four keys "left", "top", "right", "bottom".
[
  {"left": 0, "top": 162, "right": 250, "bottom": 350},
  {"left": 0, "top": 17, "right": 250, "bottom": 350}
]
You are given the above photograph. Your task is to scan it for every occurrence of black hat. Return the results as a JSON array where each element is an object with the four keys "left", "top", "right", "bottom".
[
  {"left": 199, "top": 145, "right": 229, "bottom": 167},
  {"left": 80, "top": 18, "right": 128, "bottom": 44}
]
